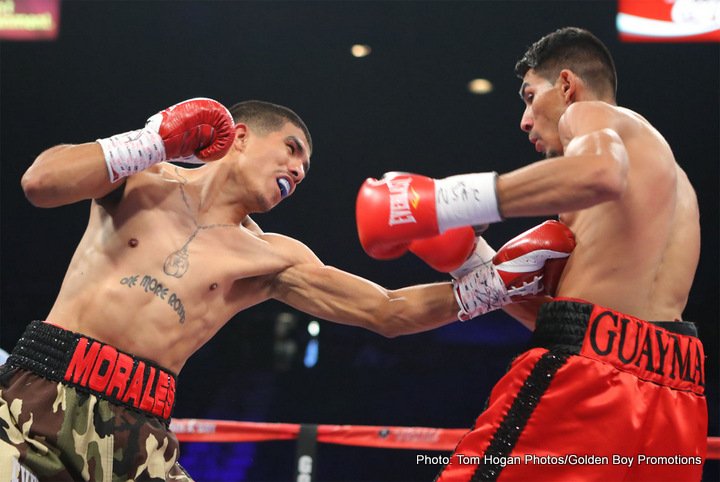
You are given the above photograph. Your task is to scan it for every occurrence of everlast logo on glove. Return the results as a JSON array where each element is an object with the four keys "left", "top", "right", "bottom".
[
  {"left": 583, "top": 305, "right": 705, "bottom": 395},
  {"left": 64, "top": 337, "right": 176, "bottom": 419},
  {"left": 384, "top": 177, "right": 419, "bottom": 226}
]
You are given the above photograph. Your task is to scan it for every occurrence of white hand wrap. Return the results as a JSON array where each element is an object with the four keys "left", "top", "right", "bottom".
[
  {"left": 452, "top": 264, "right": 511, "bottom": 321},
  {"left": 434, "top": 172, "right": 503, "bottom": 233},
  {"left": 450, "top": 236, "right": 496, "bottom": 279},
  {"left": 97, "top": 127, "right": 166, "bottom": 183}
]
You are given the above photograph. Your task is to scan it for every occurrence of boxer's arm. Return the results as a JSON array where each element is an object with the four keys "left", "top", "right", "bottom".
[
  {"left": 355, "top": 105, "right": 627, "bottom": 250},
  {"left": 267, "top": 239, "right": 457, "bottom": 337},
  {"left": 273, "top": 263, "right": 457, "bottom": 337},
  {"left": 22, "top": 143, "right": 120, "bottom": 208},
  {"left": 497, "top": 102, "right": 629, "bottom": 217},
  {"left": 22, "top": 98, "right": 234, "bottom": 208}
]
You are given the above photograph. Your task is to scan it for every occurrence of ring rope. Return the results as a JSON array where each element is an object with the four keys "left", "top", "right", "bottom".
[{"left": 171, "top": 418, "right": 720, "bottom": 458}]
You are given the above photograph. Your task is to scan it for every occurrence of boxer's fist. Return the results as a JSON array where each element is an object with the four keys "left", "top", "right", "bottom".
[
  {"left": 147, "top": 98, "right": 235, "bottom": 162},
  {"left": 356, "top": 170, "right": 504, "bottom": 260},
  {"left": 99, "top": 98, "right": 235, "bottom": 182},
  {"left": 408, "top": 226, "right": 477, "bottom": 273},
  {"left": 494, "top": 220, "right": 576, "bottom": 298},
  {"left": 453, "top": 220, "right": 575, "bottom": 320},
  {"left": 146, "top": 98, "right": 235, "bottom": 162},
  {"left": 356, "top": 172, "right": 439, "bottom": 260}
]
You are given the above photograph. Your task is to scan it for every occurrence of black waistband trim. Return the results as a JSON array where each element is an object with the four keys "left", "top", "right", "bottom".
[{"left": 529, "top": 300, "right": 698, "bottom": 353}]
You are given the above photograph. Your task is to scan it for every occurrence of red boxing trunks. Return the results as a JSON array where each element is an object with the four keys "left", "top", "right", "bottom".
[{"left": 436, "top": 299, "right": 707, "bottom": 482}]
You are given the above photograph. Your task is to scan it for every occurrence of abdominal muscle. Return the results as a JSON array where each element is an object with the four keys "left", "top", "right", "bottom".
[
  {"left": 556, "top": 192, "right": 697, "bottom": 322},
  {"left": 45, "top": 263, "right": 228, "bottom": 374},
  {"left": 43, "top": 214, "right": 272, "bottom": 374}
]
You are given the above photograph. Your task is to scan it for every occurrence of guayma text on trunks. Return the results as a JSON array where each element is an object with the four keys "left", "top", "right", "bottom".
[
  {"left": 584, "top": 309, "right": 704, "bottom": 391},
  {"left": 64, "top": 337, "right": 176, "bottom": 419}
]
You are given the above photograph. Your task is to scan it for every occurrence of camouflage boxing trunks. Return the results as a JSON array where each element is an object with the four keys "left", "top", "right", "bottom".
[
  {"left": 436, "top": 299, "right": 707, "bottom": 482},
  {"left": 0, "top": 321, "right": 193, "bottom": 481}
]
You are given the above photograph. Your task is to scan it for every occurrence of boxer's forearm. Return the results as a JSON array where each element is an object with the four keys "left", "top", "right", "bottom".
[
  {"left": 22, "top": 143, "right": 119, "bottom": 207},
  {"left": 381, "top": 283, "right": 460, "bottom": 336},
  {"left": 272, "top": 263, "right": 458, "bottom": 337}
]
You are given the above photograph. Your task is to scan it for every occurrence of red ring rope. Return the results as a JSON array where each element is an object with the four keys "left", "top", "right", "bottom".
[{"left": 171, "top": 418, "right": 720, "bottom": 458}]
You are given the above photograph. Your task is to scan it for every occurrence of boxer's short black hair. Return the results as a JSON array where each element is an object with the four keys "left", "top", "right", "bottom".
[
  {"left": 229, "top": 100, "right": 312, "bottom": 154},
  {"left": 515, "top": 27, "right": 617, "bottom": 100}
]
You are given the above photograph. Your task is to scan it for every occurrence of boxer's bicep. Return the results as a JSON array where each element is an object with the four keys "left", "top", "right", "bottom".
[
  {"left": 271, "top": 262, "right": 393, "bottom": 332},
  {"left": 262, "top": 236, "right": 377, "bottom": 323}
]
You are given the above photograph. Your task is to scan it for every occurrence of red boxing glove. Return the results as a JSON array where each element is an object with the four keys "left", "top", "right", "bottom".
[
  {"left": 356, "top": 172, "right": 439, "bottom": 260},
  {"left": 98, "top": 98, "right": 235, "bottom": 182},
  {"left": 147, "top": 98, "right": 235, "bottom": 162},
  {"left": 493, "top": 220, "right": 576, "bottom": 297},
  {"left": 408, "top": 226, "right": 477, "bottom": 273},
  {"left": 453, "top": 220, "right": 576, "bottom": 321},
  {"left": 356, "top": 171, "right": 503, "bottom": 260}
]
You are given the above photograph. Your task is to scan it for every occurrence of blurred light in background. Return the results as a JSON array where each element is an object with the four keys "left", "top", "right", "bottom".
[
  {"left": 0, "top": 0, "right": 60, "bottom": 40},
  {"left": 351, "top": 44, "right": 372, "bottom": 58},
  {"left": 303, "top": 338, "right": 319, "bottom": 368},
  {"left": 467, "top": 78, "right": 494, "bottom": 95},
  {"left": 307, "top": 320, "right": 320, "bottom": 337},
  {"left": 273, "top": 312, "right": 298, "bottom": 372},
  {"left": 304, "top": 321, "right": 320, "bottom": 368},
  {"left": 617, "top": 0, "right": 720, "bottom": 42}
]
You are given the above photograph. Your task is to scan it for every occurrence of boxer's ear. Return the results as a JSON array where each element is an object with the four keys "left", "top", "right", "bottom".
[
  {"left": 234, "top": 123, "right": 249, "bottom": 151},
  {"left": 558, "top": 69, "right": 578, "bottom": 104}
]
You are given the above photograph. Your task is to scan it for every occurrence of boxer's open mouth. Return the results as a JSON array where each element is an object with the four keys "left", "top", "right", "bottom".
[{"left": 277, "top": 178, "right": 291, "bottom": 198}]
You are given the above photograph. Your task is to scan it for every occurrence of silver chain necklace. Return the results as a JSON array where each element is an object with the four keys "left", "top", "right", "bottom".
[{"left": 163, "top": 168, "right": 236, "bottom": 278}]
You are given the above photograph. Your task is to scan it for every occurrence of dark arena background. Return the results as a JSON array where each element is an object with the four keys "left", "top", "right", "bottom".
[{"left": 1, "top": 1, "right": 718, "bottom": 481}]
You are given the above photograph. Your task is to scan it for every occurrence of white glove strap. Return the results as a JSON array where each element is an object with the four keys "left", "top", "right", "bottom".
[
  {"left": 97, "top": 127, "right": 166, "bottom": 183},
  {"left": 434, "top": 172, "right": 503, "bottom": 233},
  {"left": 452, "top": 263, "right": 510, "bottom": 321}
]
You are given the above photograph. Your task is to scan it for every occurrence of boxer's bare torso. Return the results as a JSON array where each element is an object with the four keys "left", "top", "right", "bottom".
[
  {"left": 45, "top": 163, "right": 304, "bottom": 373},
  {"left": 501, "top": 95, "right": 699, "bottom": 327},
  {"left": 556, "top": 103, "right": 699, "bottom": 321}
]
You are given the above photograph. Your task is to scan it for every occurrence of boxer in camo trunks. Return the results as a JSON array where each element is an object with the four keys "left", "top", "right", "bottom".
[
  {"left": 0, "top": 321, "right": 190, "bottom": 481},
  {"left": 4, "top": 97, "right": 565, "bottom": 478}
]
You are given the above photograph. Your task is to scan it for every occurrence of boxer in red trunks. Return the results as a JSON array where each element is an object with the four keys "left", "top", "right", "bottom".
[
  {"left": 433, "top": 299, "right": 705, "bottom": 482},
  {"left": 356, "top": 27, "right": 706, "bottom": 481}
]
